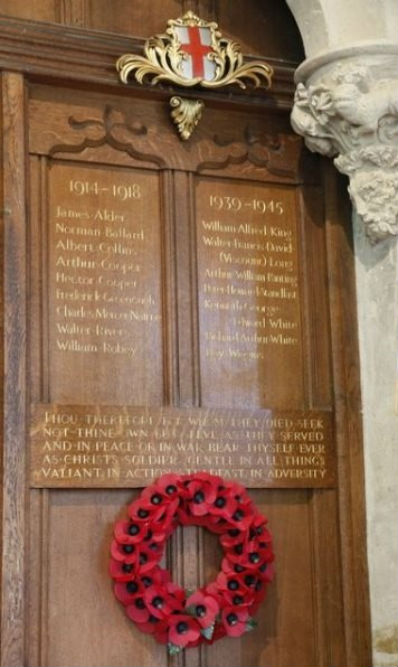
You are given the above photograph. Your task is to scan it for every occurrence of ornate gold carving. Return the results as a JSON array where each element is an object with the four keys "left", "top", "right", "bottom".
[
  {"left": 170, "top": 96, "right": 204, "bottom": 140},
  {"left": 117, "top": 12, "right": 272, "bottom": 90},
  {"left": 116, "top": 12, "right": 273, "bottom": 140}
]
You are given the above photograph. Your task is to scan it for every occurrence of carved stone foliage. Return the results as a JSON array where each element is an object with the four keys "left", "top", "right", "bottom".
[{"left": 291, "top": 55, "right": 398, "bottom": 242}]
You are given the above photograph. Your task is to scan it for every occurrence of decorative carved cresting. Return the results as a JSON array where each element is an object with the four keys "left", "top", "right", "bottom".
[
  {"left": 48, "top": 105, "right": 166, "bottom": 168},
  {"left": 291, "top": 56, "right": 398, "bottom": 243},
  {"left": 31, "top": 99, "right": 300, "bottom": 179}
]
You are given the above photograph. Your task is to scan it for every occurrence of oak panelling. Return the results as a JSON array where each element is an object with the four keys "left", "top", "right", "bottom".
[
  {"left": 0, "top": 0, "right": 56, "bottom": 22},
  {"left": 199, "top": 490, "right": 316, "bottom": 667},
  {"left": 308, "top": 489, "right": 346, "bottom": 667},
  {"left": 28, "top": 85, "right": 302, "bottom": 181},
  {"left": 0, "top": 72, "right": 27, "bottom": 667},
  {"left": 299, "top": 184, "right": 333, "bottom": 409},
  {"left": 174, "top": 170, "right": 201, "bottom": 407},
  {"left": 45, "top": 489, "right": 167, "bottom": 667},
  {"left": 0, "top": 0, "right": 304, "bottom": 63},
  {"left": 86, "top": 0, "right": 182, "bottom": 39},
  {"left": 58, "top": 0, "right": 87, "bottom": 27},
  {"left": 0, "top": 16, "right": 296, "bottom": 113},
  {"left": 324, "top": 164, "right": 371, "bottom": 666},
  {"left": 46, "top": 161, "right": 164, "bottom": 404},
  {"left": 215, "top": 0, "right": 304, "bottom": 61},
  {"left": 29, "top": 156, "right": 165, "bottom": 406},
  {"left": 195, "top": 176, "right": 304, "bottom": 410},
  {"left": 0, "top": 9, "right": 370, "bottom": 666},
  {"left": 300, "top": 171, "right": 347, "bottom": 665}
]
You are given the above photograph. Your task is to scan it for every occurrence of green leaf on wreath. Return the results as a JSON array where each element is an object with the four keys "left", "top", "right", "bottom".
[
  {"left": 201, "top": 623, "right": 215, "bottom": 640},
  {"left": 167, "top": 643, "right": 182, "bottom": 656},
  {"left": 245, "top": 618, "right": 258, "bottom": 632}
]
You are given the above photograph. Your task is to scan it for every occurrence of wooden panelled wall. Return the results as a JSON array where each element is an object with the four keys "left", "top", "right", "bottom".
[{"left": 0, "top": 2, "right": 371, "bottom": 666}]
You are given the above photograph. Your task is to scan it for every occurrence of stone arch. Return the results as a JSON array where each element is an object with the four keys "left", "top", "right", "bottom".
[{"left": 285, "top": 0, "right": 398, "bottom": 58}]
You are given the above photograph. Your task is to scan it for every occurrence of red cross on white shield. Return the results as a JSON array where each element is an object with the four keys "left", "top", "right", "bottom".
[{"left": 175, "top": 26, "right": 217, "bottom": 81}]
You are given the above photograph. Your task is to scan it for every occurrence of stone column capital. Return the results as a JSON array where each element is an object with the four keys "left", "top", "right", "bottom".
[{"left": 291, "top": 45, "right": 398, "bottom": 243}]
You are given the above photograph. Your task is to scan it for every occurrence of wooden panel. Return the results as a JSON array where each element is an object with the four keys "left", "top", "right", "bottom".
[
  {"left": 44, "top": 161, "right": 164, "bottom": 404},
  {"left": 216, "top": 0, "right": 304, "bottom": 61},
  {"left": 0, "top": 0, "right": 56, "bottom": 22},
  {"left": 0, "top": 9, "right": 371, "bottom": 666},
  {"left": 0, "top": 72, "right": 27, "bottom": 667},
  {"left": 86, "top": 0, "right": 182, "bottom": 38},
  {"left": 324, "top": 164, "right": 372, "bottom": 665},
  {"left": 0, "top": 0, "right": 304, "bottom": 62},
  {"left": 45, "top": 489, "right": 167, "bottom": 667},
  {"left": 199, "top": 490, "right": 316, "bottom": 666},
  {"left": 196, "top": 177, "right": 304, "bottom": 408},
  {"left": 0, "top": 17, "right": 296, "bottom": 112},
  {"left": 30, "top": 404, "right": 336, "bottom": 488},
  {"left": 28, "top": 85, "right": 302, "bottom": 181}
]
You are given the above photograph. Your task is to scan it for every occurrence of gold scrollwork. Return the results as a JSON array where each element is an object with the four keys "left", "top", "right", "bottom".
[
  {"left": 117, "top": 12, "right": 273, "bottom": 90},
  {"left": 170, "top": 96, "right": 205, "bottom": 141},
  {"left": 116, "top": 11, "right": 273, "bottom": 139}
]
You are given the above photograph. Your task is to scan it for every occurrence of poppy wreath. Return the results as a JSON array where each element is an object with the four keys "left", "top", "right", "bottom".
[{"left": 110, "top": 472, "right": 274, "bottom": 655}]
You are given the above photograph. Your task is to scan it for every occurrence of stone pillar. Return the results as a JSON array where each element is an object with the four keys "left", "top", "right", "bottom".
[
  {"left": 353, "top": 215, "right": 398, "bottom": 667},
  {"left": 291, "top": 44, "right": 398, "bottom": 666}
]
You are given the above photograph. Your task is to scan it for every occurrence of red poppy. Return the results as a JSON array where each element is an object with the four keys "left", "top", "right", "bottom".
[
  {"left": 227, "top": 503, "right": 255, "bottom": 530},
  {"left": 183, "top": 477, "right": 218, "bottom": 516},
  {"left": 126, "top": 597, "right": 150, "bottom": 624},
  {"left": 141, "top": 474, "right": 181, "bottom": 501},
  {"left": 114, "top": 520, "right": 147, "bottom": 545},
  {"left": 128, "top": 499, "right": 165, "bottom": 524},
  {"left": 144, "top": 585, "right": 182, "bottom": 619},
  {"left": 210, "top": 487, "right": 238, "bottom": 520},
  {"left": 168, "top": 614, "right": 201, "bottom": 648},
  {"left": 110, "top": 539, "right": 139, "bottom": 565},
  {"left": 258, "top": 561, "right": 275, "bottom": 584},
  {"left": 215, "top": 571, "right": 250, "bottom": 606},
  {"left": 186, "top": 591, "right": 219, "bottom": 628},
  {"left": 221, "top": 606, "right": 250, "bottom": 637},
  {"left": 165, "top": 580, "right": 186, "bottom": 604},
  {"left": 135, "top": 542, "right": 163, "bottom": 574},
  {"left": 114, "top": 579, "right": 143, "bottom": 606},
  {"left": 109, "top": 557, "right": 139, "bottom": 582},
  {"left": 134, "top": 615, "right": 169, "bottom": 639},
  {"left": 219, "top": 527, "right": 246, "bottom": 549}
]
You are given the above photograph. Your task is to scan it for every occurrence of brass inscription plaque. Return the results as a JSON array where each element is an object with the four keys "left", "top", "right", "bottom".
[
  {"left": 30, "top": 404, "right": 336, "bottom": 488},
  {"left": 196, "top": 178, "right": 303, "bottom": 408},
  {"left": 47, "top": 163, "right": 163, "bottom": 404}
]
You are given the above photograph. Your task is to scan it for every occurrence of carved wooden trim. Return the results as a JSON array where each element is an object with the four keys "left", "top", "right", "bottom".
[
  {"left": 48, "top": 105, "right": 167, "bottom": 168},
  {"left": 324, "top": 162, "right": 372, "bottom": 664},
  {"left": 0, "top": 15, "right": 295, "bottom": 110},
  {"left": 197, "top": 127, "right": 298, "bottom": 177},
  {"left": 0, "top": 71, "right": 27, "bottom": 667}
]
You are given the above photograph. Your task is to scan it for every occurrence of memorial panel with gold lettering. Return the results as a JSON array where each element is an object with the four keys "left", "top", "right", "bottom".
[
  {"left": 30, "top": 404, "right": 335, "bottom": 488},
  {"left": 195, "top": 177, "right": 303, "bottom": 409},
  {"left": 45, "top": 162, "right": 163, "bottom": 404}
]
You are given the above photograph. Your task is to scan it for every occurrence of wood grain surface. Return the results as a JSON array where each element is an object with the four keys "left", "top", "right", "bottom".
[{"left": 0, "top": 3, "right": 371, "bottom": 666}]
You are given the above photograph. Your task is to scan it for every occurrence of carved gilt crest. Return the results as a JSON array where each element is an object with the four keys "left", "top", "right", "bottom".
[{"left": 116, "top": 12, "right": 273, "bottom": 140}]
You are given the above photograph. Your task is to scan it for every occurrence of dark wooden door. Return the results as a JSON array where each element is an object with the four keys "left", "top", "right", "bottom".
[{"left": 0, "top": 3, "right": 371, "bottom": 667}]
